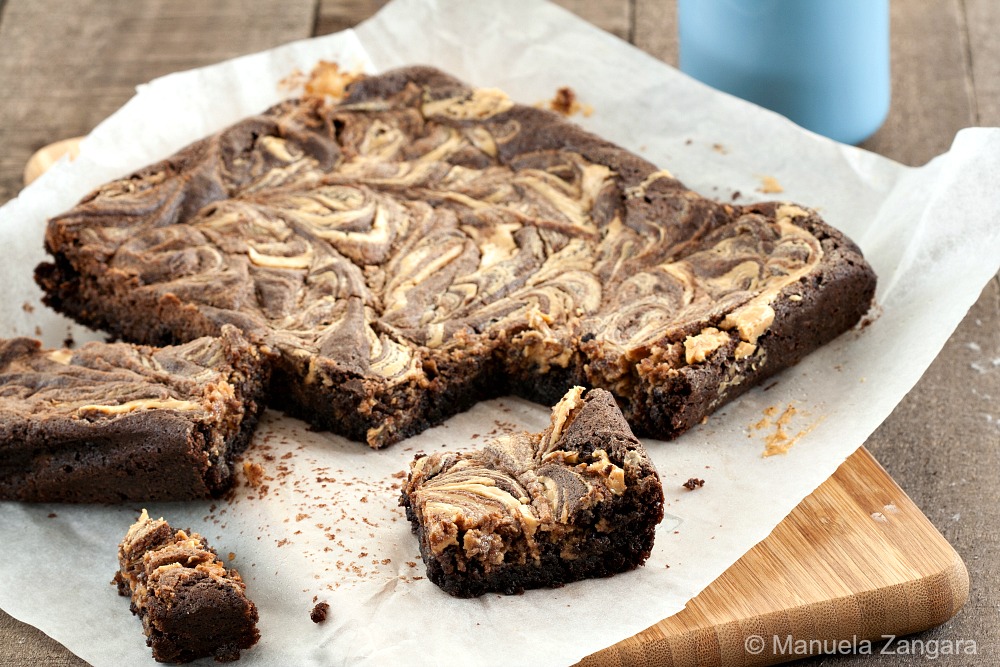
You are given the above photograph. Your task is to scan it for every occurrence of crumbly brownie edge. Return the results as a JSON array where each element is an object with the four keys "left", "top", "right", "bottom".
[{"left": 201, "top": 327, "right": 274, "bottom": 495}]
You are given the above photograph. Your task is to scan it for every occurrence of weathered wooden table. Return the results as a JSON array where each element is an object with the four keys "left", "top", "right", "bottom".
[{"left": 1, "top": 1, "right": 997, "bottom": 665}]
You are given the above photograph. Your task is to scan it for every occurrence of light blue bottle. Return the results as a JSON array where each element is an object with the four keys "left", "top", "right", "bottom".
[{"left": 678, "top": 0, "right": 890, "bottom": 145}]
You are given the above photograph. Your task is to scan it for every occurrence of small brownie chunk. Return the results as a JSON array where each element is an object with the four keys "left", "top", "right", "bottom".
[
  {"left": 401, "top": 387, "right": 664, "bottom": 597},
  {"left": 0, "top": 325, "right": 270, "bottom": 502},
  {"left": 114, "top": 510, "right": 260, "bottom": 663},
  {"left": 310, "top": 601, "right": 330, "bottom": 623}
]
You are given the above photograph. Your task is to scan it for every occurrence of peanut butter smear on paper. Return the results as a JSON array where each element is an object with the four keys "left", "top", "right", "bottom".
[{"left": 752, "top": 403, "right": 824, "bottom": 457}]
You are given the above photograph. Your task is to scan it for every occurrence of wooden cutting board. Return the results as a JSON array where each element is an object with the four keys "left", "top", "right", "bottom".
[
  {"left": 25, "top": 140, "right": 968, "bottom": 667},
  {"left": 582, "top": 447, "right": 969, "bottom": 666}
]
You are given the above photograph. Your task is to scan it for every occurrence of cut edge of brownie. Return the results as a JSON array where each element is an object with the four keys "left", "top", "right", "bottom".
[
  {"left": 401, "top": 387, "right": 664, "bottom": 598},
  {"left": 114, "top": 510, "right": 260, "bottom": 663}
]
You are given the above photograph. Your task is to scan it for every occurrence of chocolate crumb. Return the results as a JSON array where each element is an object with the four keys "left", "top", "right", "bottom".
[
  {"left": 47, "top": 512, "right": 57, "bottom": 518},
  {"left": 682, "top": 478, "right": 705, "bottom": 491},
  {"left": 551, "top": 87, "right": 576, "bottom": 115},
  {"left": 310, "top": 601, "right": 330, "bottom": 623},
  {"left": 541, "top": 86, "right": 593, "bottom": 117},
  {"left": 63, "top": 335, "right": 75, "bottom": 349},
  {"left": 21, "top": 302, "right": 34, "bottom": 313}
]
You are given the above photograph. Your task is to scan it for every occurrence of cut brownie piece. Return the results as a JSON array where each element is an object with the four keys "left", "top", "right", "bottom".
[
  {"left": 0, "top": 325, "right": 270, "bottom": 502},
  {"left": 401, "top": 387, "right": 664, "bottom": 597},
  {"left": 114, "top": 510, "right": 260, "bottom": 663},
  {"left": 37, "top": 65, "right": 876, "bottom": 448}
]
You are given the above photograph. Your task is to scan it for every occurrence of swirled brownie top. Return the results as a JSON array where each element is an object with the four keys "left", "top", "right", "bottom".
[
  {"left": 0, "top": 330, "right": 244, "bottom": 426},
  {"left": 39, "top": 66, "right": 876, "bottom": 447},
  {"left": 405, "top": 387, "right": 643, "bottom": 560},
  {"left": 401, "top": 386, "right": 664, "bottom": 597}
]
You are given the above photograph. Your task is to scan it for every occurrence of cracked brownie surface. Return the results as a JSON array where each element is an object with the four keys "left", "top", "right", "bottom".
[
  {"left": 401, "top": 387, "right": 664, "bottom": 597},
  {"left": 37, "top": 65, "right": 876, "bottom": 448},
  {"left": 0, "top": 325, "right": 270, "bottom": 502}
]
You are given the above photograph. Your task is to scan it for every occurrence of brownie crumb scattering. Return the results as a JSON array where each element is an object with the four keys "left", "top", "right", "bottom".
[
  {"left": 310, "top": 601, "right": 331, "bottom": 623},
  {"left": 115, "top": 510, "right": 260, "bottom": 663},
  {"left": 34, "top": 66, "right": 876, "bottom": 451},
  {"left": 401, "top": 387, "right": 665, "bottom": 597},
  {"left": 683, "top": 478, "right": 705, "bottom": 490}
]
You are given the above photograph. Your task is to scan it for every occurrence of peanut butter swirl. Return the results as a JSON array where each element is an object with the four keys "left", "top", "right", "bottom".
[
  {"left": 0, "top": 327, "right": 250, "bottom": 425},
  {"left": 40, "top": 66, "right": 876, "bottom": 447}
]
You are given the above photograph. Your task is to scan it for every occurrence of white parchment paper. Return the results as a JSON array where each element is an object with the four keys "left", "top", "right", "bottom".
[{"left": 2, "top": 1, "right": 1000, "bottom": 665}]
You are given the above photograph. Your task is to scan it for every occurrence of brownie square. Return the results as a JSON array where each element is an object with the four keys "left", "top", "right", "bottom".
[
  {"left": 0, "top": 325, "right": 270, "bottom": 502},
  {"left": 401, "top": 387, "right": 664, "bottom": 597}
]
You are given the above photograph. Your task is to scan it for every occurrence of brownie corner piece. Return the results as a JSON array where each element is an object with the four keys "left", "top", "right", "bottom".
[
  {"left": 0, "top": 324, "right": 271, "bottom": 502},
  {"left": 401, "top": 386, "right": 664, "bottom": 597},
  {"left": 116, "top": 510, "right": 260, "bottom": 663}
]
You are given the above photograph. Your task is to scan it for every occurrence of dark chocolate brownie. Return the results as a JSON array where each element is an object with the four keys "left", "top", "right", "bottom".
[
  {"left": 36, "top": 65, "right": 876, "bottom": 448},
  {"left": 401, "top": 387, "right": 664, "bottom": 597},
  {"left": 0, "top": 325, "right": 270, "bottom": 502},
  {"left": 114, "top": 510, "right": 260, "bottom": 663}
]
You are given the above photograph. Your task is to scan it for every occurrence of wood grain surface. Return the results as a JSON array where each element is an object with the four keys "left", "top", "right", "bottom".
[
  {"left": 1, "top": 1, "right": 998, "bottom": 666},
  {"left": 579, "top": 448, "right": 969, "bottom": 667}
]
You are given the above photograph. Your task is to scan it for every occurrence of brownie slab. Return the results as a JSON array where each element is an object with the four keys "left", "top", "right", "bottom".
[
  {"left": 0, "top": 325, "right": 270, "bottom": 502},
  {"left": 37, "top": 65, "right": 876, "bottom": 448},
  {"left": 114, "top": 510, "right": 260, "bottom": 663},
  {"left": 401, "top": 387, "right": 664, "bottom": 597}
]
